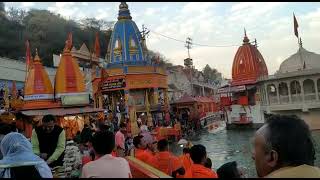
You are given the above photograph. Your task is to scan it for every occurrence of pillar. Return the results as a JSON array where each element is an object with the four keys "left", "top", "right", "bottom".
[
  {"left": 124, "top": 89, "right": 129, "bottom": 114},
  {"left": 286, "top": 81, "right": 292, "bottom": 103},
  {"left": 153, "top": 88, "right": 159, "bottom": 105},
  {"left": 299, "top": 80, "right": 305, "bottom": 103},
  {"left": 314, "top": 79, "right": 319, "bottom": 101},
  {"left": 202, "top": 86, "right": 205, "bottom": 96},
  {"left": 145, "top": 89, "right": 153, "bottom": 127},
  {"left": 275, "top": 82, "right": 280, "bottom": 104},
  {"left": 264, "top": 84, "right": 270, "bottom": 105}
]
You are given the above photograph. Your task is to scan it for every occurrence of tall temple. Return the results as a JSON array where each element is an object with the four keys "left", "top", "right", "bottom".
[
  {"left": 218, "top": 30, "right": 268, "bottom": 128},
  {"left": 92, "top": 2, "right": 169, "bottom": 135}
]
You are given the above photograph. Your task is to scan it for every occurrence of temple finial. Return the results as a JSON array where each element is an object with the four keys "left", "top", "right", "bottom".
[
  {"left": 244, "top": 28, "right": 247, "bottom": 37},
  {"left": 242, "top": 28, "right": 249, "bottom": 44}
]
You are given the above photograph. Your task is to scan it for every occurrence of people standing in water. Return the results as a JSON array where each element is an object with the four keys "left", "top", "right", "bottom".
[
  {"left": 31, "top": 114, "right": 66, "bottom": 168},
  {"left": 252, "top": 114, "right": 320, "bottom": 178},
  {"left": 184, "top": 144, "right": 218, "bottom": 178}
]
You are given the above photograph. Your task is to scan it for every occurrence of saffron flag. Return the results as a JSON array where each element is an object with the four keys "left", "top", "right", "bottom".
[
  {"left": 94, "top": 32, "right": 100, "bottom": 58},
  {"left": 25, "top": 40, "right": 30, "bottom": 69},
  {"left": 293, "top": 13, "right": 299, "bottom": 38}
]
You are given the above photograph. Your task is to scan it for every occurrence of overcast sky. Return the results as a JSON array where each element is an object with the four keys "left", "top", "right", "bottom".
[{"left": 5, "top": 2, "right": 320, "bottom": 78}]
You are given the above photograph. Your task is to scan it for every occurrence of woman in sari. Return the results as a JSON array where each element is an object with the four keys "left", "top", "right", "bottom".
[{"left": 0, "top": 132, "right": 52, "bottom": 178}]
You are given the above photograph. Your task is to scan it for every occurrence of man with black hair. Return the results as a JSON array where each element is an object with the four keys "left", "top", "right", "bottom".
[
  {"left": 184, "top": 144, "right": 218, "bottom": 178},
  {"left": 31, "top": 114, "right": 66, "bottom": 167},
  {"left": 81, "top": 131, "right": 132, "bottom": 178},
  {"left": 179, "top": 148, "right": 193, "bottom": 173},
  {"left": 252, "top": 114, "right": 320, "bottom": 178},
  {"left": 132, "top": 135, "right": 156, "bottom": 166},
  {"left": 153, "top": 139, "right": 185, "bottom": 177}
]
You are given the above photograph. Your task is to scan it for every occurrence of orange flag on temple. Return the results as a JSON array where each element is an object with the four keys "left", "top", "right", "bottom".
[
  {"left": 25, "top": 40, "right": 31, "bottom": 69},
  {"left": 293, "top": 13, "right": 299, "bottom": 38},
  {"left": 94, "top": 32, "right": 100, "bottom": 58}
]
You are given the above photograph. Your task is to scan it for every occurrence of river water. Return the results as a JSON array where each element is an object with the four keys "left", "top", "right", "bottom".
[{"left": 171, "top": 129, "right": 320, "bottom": 178}]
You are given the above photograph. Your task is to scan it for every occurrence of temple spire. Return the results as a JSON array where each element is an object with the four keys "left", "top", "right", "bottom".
[
  {"left": 118, "top": 2, "right": 132, "bottom": 20},
  {"left": 243, "top": 27, "right": 250, "bottom": 44}
]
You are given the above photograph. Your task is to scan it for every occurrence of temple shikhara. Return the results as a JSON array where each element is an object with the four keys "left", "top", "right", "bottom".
[
  {"left": 92, "top": 2, "right": 170, "bottom": 136},
  {"left": 218, "top": 30, "right": 269, "bottom": 128},
  {"left": 18, "top": 37, "right": 103, "bottom": 139}
]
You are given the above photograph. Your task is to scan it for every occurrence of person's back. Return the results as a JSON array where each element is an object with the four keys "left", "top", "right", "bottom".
[
  {"left": 184, "top": 144, "right": 218, "bottom": 178},
  {"left": 153, "top": 139, "right": 184, "bottom": 177},
  {"left": 179, "top": 148, "right": 193, "bottom": 171},
  {"left": 10, "top": 166, "right": 42, "bottom": 179},
  {"left": 82, "top": 154, "right": 131, "bottom": 178},
  {"left": 81, "top": 131, "right": 131, "bottom": 178},
  {"left": 265, "top": 164, "right": 320, "bottom": 178}
]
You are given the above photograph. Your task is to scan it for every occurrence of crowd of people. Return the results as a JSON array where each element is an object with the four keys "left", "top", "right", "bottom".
[{"left": 1, "top": 113, "right": 320, "bottom": 178}]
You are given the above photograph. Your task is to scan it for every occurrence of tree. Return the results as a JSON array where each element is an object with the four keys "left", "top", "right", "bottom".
[
  {"left": 0, "top": 2, "right": 5, "bottom": 13},
  {"left": 202, "top": 64, "right": 220, "bottom": 84}
]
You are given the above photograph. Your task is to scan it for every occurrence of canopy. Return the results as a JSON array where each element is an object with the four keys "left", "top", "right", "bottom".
[{"left": 21, "top": 106, "right": 104, "bottom": 116}]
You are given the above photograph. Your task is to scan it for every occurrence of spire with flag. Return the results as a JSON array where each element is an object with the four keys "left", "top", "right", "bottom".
[
  {"left": 25, "top": 40, "right": 31, "bottom": 83},
  {"left": 64, "top": 32, "right": 72, "bottom": 51}
]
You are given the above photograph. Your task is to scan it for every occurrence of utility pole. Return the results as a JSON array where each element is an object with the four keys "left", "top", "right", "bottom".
[
  {"left": 185, "top": 37, "right": 192, "bottom": 59},
  {"left": 184, "top": 37, "right": 194, "bottom": 96},
  {"left": 140, "top": 24, "right": 150, "bottom": 61}
]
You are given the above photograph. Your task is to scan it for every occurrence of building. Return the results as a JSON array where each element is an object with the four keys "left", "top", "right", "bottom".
[
  {"left": 258, "top": 40, "right": 320, "bottom": 130},
  {"left": 218, "top": 31, "right": 268, "bottom": 128},
  {"left": 167, "top": 65, "right": 220, "bottom": 103},
  {"left": 92, "top": 2, "right": 169, "bottom": 134}
]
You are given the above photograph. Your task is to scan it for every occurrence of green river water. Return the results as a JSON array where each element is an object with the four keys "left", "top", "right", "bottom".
[{"left": 171, "top": 129, "right": 320, "bottom": 178}]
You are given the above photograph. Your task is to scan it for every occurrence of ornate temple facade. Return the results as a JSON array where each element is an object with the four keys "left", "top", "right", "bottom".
[
  {"left": 218, "top": 31, "right": 268, "bottom": 127},
  {"left": 258, "top": 41, "right": 320, "bottom": 130},
  {"left": 92, "top": 2, "right": 169, "bottom": 135}
]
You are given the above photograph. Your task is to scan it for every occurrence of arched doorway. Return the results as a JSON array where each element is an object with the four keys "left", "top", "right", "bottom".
[
  {"left": 303, "top": 79, "right": 315, "bottom": 101},
  {"left": 290, "top": 80, "right": 301, "bottom": 102},
  {"left": 267, "top": 84, "right": 278, "bottom": 104},
  {"left": 279, "top": 82, "right": 289, "bottom": 104}
]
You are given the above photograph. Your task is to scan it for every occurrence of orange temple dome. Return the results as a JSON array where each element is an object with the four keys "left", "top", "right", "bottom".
[
  {"left": 231, "top": 29, "right": 268, "bottom": 86},
  {"left": 54, "top": 37, "right": 87, "bottom": 99},
  {"left": 24, "top": 50, "right": 54, "bottom": 101}
]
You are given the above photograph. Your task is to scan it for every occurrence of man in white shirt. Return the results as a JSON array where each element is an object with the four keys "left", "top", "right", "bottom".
[{"left": 81, "top": 131, "right": 132, "bottom": 178}]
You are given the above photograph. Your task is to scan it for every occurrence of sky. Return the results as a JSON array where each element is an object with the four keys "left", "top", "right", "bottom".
[{"left": 4, "top": 2, "right": 320, "bottom": 78}]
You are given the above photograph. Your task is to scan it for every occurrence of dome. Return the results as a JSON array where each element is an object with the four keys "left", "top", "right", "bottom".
[
  {"left": 24, "top": 50, "right": 54, "bottom": 101},
  {"left": 278, "top": 46, "right": 320, "bottom": 74},
  {"left": 55, "top": 39, "right": 87, "bottom": 98},
  {"left": 231, "top": 31, "right": 268, "bottom": 86},
  {"left": 107, "top": 2, "right": 146, "bottom": 66}
]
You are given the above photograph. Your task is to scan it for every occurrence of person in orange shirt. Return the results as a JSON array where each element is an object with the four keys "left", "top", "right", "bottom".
[
  {"left": 132, "top": 135, "right": 156, "bottom": 166},
  {"left": 179, "top": 148, "right": 193, "bottom": 171},
  {"left": 153, "top": 139, "right": 185, "bottom": 177},
  {"left": 184, "top": 144, "right": 218, "bottom": 178}
]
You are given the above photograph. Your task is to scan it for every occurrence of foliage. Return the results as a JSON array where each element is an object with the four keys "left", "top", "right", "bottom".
[
  {"left": 0, "top": 7, "right": 113, "bottom": 66},
  {"left": 148, "top": 49, "right": 173, "bottom": 68},
  {"left": 202, "top": 64, "right": 221, "bottom": 84}
]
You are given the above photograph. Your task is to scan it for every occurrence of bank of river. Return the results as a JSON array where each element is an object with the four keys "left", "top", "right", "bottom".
[{"left": 171, "top": 129, "right": 320, "bottom": 178}]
